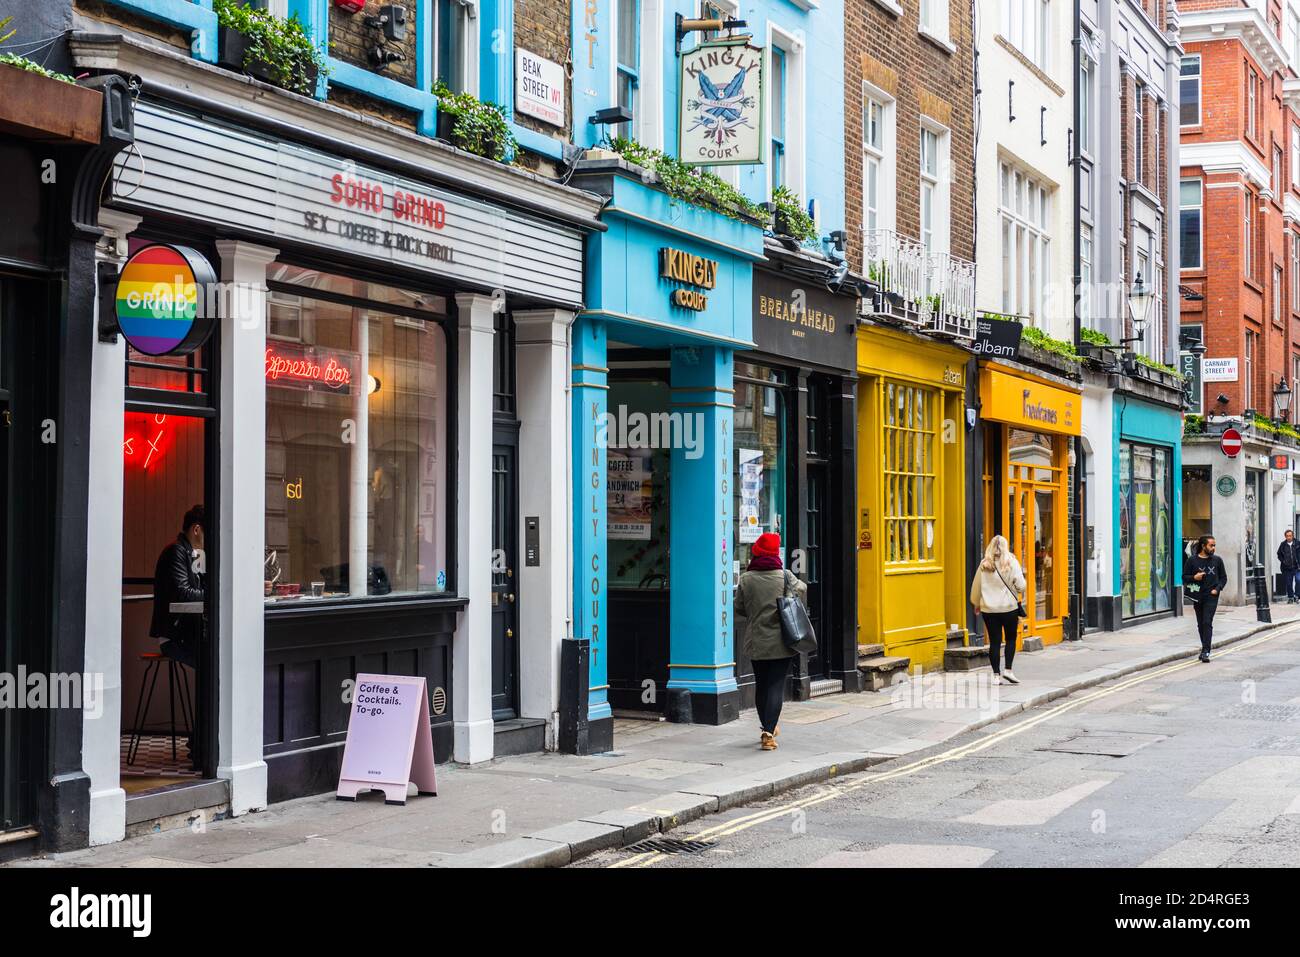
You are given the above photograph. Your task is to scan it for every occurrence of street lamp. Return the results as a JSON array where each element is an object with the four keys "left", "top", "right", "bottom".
[
  {"left": 1274, "top": 377, "right": 1292, "bottom": 422},
  {"left": 1125, "top": 271, "right": 1153, "bottom": 345}
]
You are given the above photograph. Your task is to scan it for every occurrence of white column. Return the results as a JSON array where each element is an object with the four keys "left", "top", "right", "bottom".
[
  {"left": 349, "top": 312, "right": 370, "bottom": 597},
  {"left": 83, "top": 208, "right": 140, "bottom": 846},
  {"left": 512, "top": 309, "right": 574, "bottom": 745},
  {"left": 454, "top": 293, "right": 496, "bottom": 763},
  {"left": 215, "top": 240, "right": 278, "bottom": 815}
]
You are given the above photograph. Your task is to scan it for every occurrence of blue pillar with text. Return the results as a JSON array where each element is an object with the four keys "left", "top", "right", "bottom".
[
  {"left": 667, "top": 345, "right": 740, "bottom": 724},
  {"left": 572, "top": 317, "right": 610, "bottom": 729}
]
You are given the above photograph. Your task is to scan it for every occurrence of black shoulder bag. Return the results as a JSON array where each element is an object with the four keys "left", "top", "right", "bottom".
[
  {"left": 992, "top": 562, "right": 1028, "bottom": 618},
  {"left": 777, "top": 571, "right": 818, "bottom": 654}
]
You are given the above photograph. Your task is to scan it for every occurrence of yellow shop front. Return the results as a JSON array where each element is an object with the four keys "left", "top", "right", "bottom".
[
  {"left": 978, "top": 364, "right": 1080, "bottom": 647},
  {"left": 856, "top": 326, "right": 968, "bottom": 673}
]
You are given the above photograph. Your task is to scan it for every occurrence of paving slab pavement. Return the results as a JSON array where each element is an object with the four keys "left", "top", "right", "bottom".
[{"left": 9, "top": 601, "right": 1297, "bottom": 869}]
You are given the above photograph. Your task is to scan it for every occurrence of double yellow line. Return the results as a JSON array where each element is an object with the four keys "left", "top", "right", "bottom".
[{"left": 612, "top": 624, "right": 1297, "bottom": 868}]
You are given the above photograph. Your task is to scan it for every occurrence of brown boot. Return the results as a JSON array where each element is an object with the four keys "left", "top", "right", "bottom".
[{"left": 760, "top": 731, "right": 777, "bottom": 751}]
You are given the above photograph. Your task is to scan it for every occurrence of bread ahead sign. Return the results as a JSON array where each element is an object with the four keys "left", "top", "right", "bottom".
[{"left": 679, "top": 38, "right": 765, "bottom": 166}]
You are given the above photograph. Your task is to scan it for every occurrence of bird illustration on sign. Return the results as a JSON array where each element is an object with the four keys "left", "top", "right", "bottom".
[{"left": 686, "top": 69, "right": 755, "bottom": 144}]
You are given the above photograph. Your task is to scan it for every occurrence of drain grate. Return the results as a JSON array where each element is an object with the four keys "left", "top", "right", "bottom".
[
  {"left": 1218, "top": 704, "right": 1300, "bottom": 722},
  {"left": 624, "top": 837, "right": 717, "bottom": 855}
]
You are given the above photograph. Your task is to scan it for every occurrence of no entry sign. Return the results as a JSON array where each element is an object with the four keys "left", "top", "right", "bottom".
[{"left": 1221, "top": 428, "right": 1243, "bottom": 458}]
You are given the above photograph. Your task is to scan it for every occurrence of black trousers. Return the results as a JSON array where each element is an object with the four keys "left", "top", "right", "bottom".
[
  {"left": 752, "top": 656, "right": 792, "bottom": 734},
  {"left": 1193, "top": 598, "right": 1218, "bottom": 654},
  {"left": 982, "top": 610, "right": 1020, "bottom": 673}
]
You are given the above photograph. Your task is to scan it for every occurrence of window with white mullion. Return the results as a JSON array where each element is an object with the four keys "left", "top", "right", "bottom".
[
  {"left": 864, "top": 96, "right": 885, "bottom": 237},
  {"left": 770, "top": 45, "right": 787, "bottom": 190},
  {"left": 615, "top": 0, "right": 640, "bottom": 140},
  {"left": 999, "top": 161, "right": 1051, "bottom": 323}
]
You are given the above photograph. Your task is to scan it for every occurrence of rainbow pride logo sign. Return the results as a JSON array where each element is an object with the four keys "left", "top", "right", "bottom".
[{"left": 114, "top": 245, "right": 217, "bottom": 356}]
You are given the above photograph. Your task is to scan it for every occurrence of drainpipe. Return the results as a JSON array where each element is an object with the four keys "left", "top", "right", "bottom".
[{"left": 1070, "top": 0, "right": 1085, "bottom": 639}]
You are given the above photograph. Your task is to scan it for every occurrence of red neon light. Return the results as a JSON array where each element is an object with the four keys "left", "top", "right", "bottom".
[
  {"left": 124, "top": 413, "right": 172, "bottom": 469},
  {"left": 265, "top": 348, "right": 353, "bottom": 388}
]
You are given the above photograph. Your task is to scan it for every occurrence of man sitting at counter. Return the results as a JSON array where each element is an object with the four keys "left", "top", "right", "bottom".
[{"left": 151, "top": 504, "right": 206, "bottom": 668}]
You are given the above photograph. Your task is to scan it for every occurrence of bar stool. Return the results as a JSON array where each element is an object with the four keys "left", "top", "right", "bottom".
[{"left": 127, "top": 651, "right": 195, "bottom": 765}]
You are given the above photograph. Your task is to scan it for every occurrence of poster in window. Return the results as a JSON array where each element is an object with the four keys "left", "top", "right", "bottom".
[
  {"left": 738, "top": 448, "right": 764, "bottom": 543},
  {"left": 1134, "top": 491, "right": 1152, "bottom": 606},
  {"left": 678, "top": 38, "right": 766, "bottom": 167},
  {"left": 608, "top": 448, "right": 653, "bottom": 540}
]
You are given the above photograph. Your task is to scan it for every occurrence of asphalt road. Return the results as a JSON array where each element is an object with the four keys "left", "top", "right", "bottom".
[{"left": 578, "top": 623, "right": 1300, "bottom": 868}]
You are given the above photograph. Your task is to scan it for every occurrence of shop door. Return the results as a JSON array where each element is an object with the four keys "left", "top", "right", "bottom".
[
  {"left": 491, "top": 432, "right": 519, "bottom": 719},
  {"left": 121, "top": 335, "right": 218, "bottom": 791},
  {"left": 804, "top": 463, "right": 828, "bottom": 677}
]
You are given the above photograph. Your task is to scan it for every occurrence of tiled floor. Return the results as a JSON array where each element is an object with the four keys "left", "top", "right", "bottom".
[{"left": 119, "top": 733, "right": 200, "bottom": 781}]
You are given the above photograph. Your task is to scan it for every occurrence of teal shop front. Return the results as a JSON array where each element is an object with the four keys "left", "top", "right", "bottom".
[
  {"left": 1114, "top": 392, "right": 1184, "bottom": 623},
  {"left": 571, "top": 160, "right": 765, "bottom": 748}
]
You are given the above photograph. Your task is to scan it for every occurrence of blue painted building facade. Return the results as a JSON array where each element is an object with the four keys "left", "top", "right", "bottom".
[
  {"left": 569, "top": 0, "right": 849, "bottom": 741},
  {"left": 1113, "top": 390, "right": 1184, "bottom": 622}
]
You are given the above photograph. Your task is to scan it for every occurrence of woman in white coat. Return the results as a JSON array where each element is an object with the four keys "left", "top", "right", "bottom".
[{"left": 970, "top": 535, "right": 1027, "bottom": 684}]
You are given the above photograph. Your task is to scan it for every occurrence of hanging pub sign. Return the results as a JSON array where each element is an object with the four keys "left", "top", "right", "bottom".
[
  {"left": 113, "top": 244, "right": 217, "bottom": 355},
  {"left": 678, "top": 37, "right": 765, "bottom": 167}
]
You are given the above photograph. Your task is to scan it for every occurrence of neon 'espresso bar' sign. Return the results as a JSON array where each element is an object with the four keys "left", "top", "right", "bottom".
[{"left": 265, "top": 345, "right": 356, "bottom": 392}]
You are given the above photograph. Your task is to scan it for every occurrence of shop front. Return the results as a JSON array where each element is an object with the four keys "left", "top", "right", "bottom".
[
  {"left": 1114, "top": 393, "right": 1183, "bottom": 623},
  {"left": 569, "top": 160, "right": 764, "bottom": 746},
  {"left": 857, "top": 325, "right": 969, "bottom": 673},
  {"left": 78, "top": 81, "right": 600, "bottom": 843},
  {"left": 978, "top": 364, "right": 1080, "bottom": 647},
  {"left": 0, "top": 68, "right": 133, "bottom": 855},
  {"left": 735, "top": 253, "right": 861, "bottom": 702}
]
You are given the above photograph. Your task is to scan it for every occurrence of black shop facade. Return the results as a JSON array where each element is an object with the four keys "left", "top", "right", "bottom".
[{"left": 734, "top": 245, "right": 861, "bottom": 702}]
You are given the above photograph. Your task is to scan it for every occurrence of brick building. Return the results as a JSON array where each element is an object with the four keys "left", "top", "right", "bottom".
[
  {"left": 844, "top": 0, "right": 981, "bottom": 672},
  {"left": 1178, "top": 0, "right": 1300, "bottom": 602}
]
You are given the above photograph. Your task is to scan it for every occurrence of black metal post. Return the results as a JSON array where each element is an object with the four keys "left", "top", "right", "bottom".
[{"left": 1255, "top": 565, "right": 1272, "bottom": 623}]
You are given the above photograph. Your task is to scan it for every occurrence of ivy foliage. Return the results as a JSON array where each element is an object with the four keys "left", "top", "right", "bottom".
[
  {"left": 1183, "top": 414, "right": 1205, "bottom": 436},
  {"left": 1135, "top": 353, "right": 1184, "bottom": 380},
  {"left": 1079, "top": 327, "right": 1112, "bottom": 347},
  {"left": 0, "top": 52, "right": 75, "bottom": 84},
  {"left": 605, "top": 136, "right": 769, "bottom": 225},
  {"left": 1252, "top": 413, "right": 1300, "bottom": 441},
  {"left": 433, "top": 79, "right": 517, "bottom": 163},
  {"left": 213, "top": 0, "right": 324, "bottom": 96},
  {"left": 771, "top": 185, "right": 817, "bottom": 242}
]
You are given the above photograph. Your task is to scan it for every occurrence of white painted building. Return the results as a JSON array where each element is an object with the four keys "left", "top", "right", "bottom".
[{"left": 974, "top": 0, "right": 1076, "bottom": 341}]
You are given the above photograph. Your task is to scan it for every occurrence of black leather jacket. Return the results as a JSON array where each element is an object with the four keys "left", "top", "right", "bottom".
[
  {"left": 150, "top": 535, "right": 205, "bottom": 640},
  {"left": 1279, "top": 539, "right": 1300, "bottom": 570}
]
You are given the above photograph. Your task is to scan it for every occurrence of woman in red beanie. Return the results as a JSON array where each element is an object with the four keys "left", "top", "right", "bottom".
[{"left": 733, "top": 532, "right": 806, "bottom": 750}]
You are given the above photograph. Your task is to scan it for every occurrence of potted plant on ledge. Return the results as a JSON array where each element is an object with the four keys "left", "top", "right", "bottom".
[
  {"left": 213, "top": 0, "right": 324, "bottom": 96},
  {"left": 0, "top": 18, "right": 102, "bottom": 145},
  {"left": 432, "top": 80, "right": 517, "bottom": 163},
  {"left": 770, "top": 185, "right": 817, "bottom": 243}
]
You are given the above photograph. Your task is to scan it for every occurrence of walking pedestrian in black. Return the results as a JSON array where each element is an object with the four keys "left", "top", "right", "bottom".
[
  {"left": 734, "top": 532, "right": 805, "bottom": 751},
  {"left": 970, "top": 535, "right": 1027, "bottom": 684},
  {"left": 1278, "top": 530, "right": 1300, "bottom": 604},
  {"left": 1183, "top": 535, "right": 1227, "bottom": 662}
]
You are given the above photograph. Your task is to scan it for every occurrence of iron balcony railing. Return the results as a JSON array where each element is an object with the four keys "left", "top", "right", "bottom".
[
  {"left": 862, "top": 228, "right": 975, "bottom": 341},
  {"left": 862, "top": 228, "right": 927, "bottom": 324},
  {"left": 925, "top": 252, "right": 976, "bottom": 341}
]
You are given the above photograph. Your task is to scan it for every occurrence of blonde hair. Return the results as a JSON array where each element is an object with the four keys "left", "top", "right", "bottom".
[{"left": 981, "top": 535, "right": 1012, "bottom": 574}]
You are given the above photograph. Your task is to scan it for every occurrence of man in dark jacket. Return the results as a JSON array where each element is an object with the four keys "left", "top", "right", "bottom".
[
  {"left": 1183, "top": 535, "right": 1227, "bottom": 662},
  {"left": 1278, "top": 530, "right": 1300, "bottom": 603},
  {"left": 151, "top": 505, "right": 206, "bottom": 667}
]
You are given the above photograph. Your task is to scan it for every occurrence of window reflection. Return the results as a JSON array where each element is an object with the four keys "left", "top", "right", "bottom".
[{"left": 264, "top": 265, "right": 448, "bottom": 602}]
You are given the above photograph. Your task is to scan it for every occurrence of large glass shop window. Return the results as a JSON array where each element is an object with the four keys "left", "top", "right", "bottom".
[
  {"left": 884, "top": 380, "right": 939, "bottom": 565},
  {"left": 263, "top": 266, "right": 449, "bottom": 602},
  {"left": 733, "top": 364, "right": 787, "bottom": 568},
  {"left": 607, "top": 377, "right": 671, "bottom": 589},
  {"left": 1120, "top": 441, "right": 1173, "bottom": 618},
  {"left": 1182, "top": 466, "right": 1212, "bottom": 558},
  {"left": 1006, "top": 428, "right": 1057, "bottom": 620}
]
